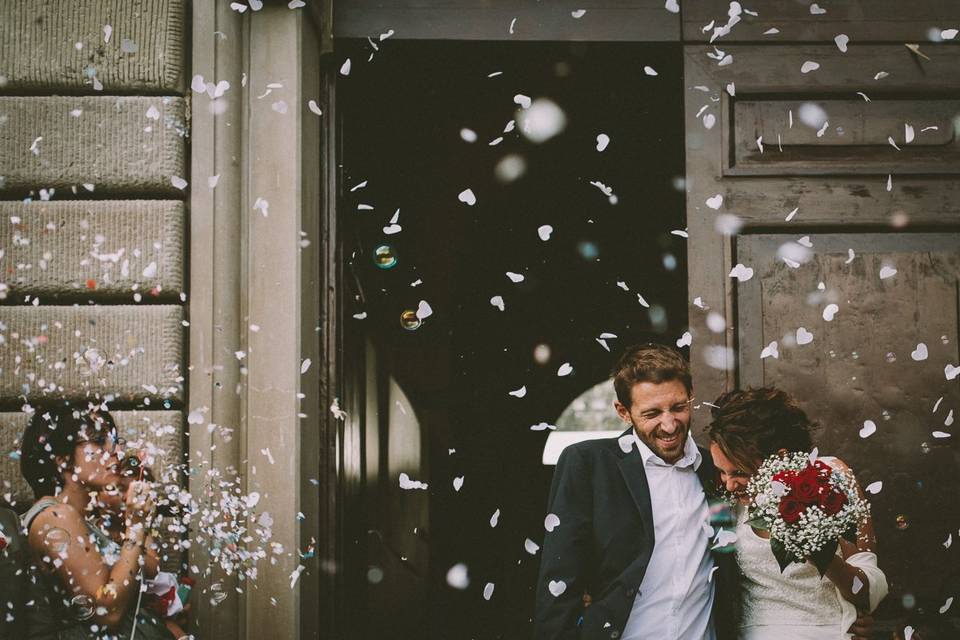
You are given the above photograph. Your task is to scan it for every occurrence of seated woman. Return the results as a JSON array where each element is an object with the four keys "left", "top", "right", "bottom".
[
  {"left": 706, "top": 387, "right": 888, "bottom": 640},
  {"left": 19, "top": 402, "right": 178, "bottom": 639}
]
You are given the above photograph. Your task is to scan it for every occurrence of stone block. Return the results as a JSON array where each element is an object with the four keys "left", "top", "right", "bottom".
[
  {"left": 0, "top": 200, "right": 184, "bottom": 301},
  {"left": 0, "top": 0, "right": 185, "bottom": 93},
  {"left": 0, "top": 304, "right": 184, "bottom": 405},
  {"left": 0, "top": 96, "right": 187, "bottom": 196}
]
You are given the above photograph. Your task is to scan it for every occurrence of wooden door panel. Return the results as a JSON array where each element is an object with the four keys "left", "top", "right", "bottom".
[
  {"left": 686, "top": 43, "right": 960, "bottom": 627},
  {"left": 685, "top": 44, "right": 960, "bottom": 411},
  {"left": 735, "top": 231, "right": 960, "bottom": 608},
  {"left": 684, "top": 0, "right": 960, "bottom": 43},
  {"left": 729, "top": 98, "right": 960, "bottom": 175}
]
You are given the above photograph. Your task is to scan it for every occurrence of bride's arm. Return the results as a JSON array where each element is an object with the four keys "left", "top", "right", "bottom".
[{"left": 823, "top": 458, "right": 876, "bottom": 611}]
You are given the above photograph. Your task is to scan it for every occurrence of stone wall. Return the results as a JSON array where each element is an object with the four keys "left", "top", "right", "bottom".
[{"left": 0, "top": 0, "right": 188, "bottom": 566}]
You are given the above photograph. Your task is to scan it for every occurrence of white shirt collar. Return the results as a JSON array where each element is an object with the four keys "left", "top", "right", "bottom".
[{"left": 633, "top": 429, "right": 702, "bottom": 470}]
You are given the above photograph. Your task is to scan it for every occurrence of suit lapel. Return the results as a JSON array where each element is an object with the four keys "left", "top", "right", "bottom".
[{"left": 615, "top": 427, "right": 655, "bottom": 548}]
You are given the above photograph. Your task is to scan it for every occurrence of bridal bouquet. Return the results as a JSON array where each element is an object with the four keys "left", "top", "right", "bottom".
[{"left": 744, "top": 450, "right": 870, "bottom": 575}]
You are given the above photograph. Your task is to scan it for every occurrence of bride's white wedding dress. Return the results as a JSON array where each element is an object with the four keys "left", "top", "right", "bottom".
[{"left": 735, "top": 504, "right": 888, "bottom": 640}]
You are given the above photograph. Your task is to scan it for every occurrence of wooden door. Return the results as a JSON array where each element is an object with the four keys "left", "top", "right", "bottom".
[{"left": 684, "top": 43, "right": 960, "bottom": 632}]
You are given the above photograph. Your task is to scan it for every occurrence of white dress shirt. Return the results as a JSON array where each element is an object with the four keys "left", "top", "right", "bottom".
[{"left": 621, "top": 433, "right": 716, "bottom": 640}]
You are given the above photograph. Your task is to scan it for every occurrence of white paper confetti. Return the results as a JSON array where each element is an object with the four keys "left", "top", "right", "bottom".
[
  {"left": 544, "top": 513, "right": 560, "bottom": 532},
  {"left": 864, "top": 481, "right": 883, "bottom": 495},
  {"left": 800, "top": 61, "right": 821, "bottom": 74},
  {"left": 834, "top": 34, "right": 849, "bottom": 52},
  {"left": 676, "top": 332, "right": 692, "bottom": 348},
  {"left": 453, "top": 476, "right": 464, "bottom": 492},
  {"left": 728, "top": 264, "right": 754, "bottom": 282},
  {"left": 524, "top": 539, "right": 540, "bottom": 555},
  {"left": 490, "top": 295, "right": 505, "bottom": 311},
  {"left": 761, "top": 341, "right": 779, "bottom": 359},
  {"left": 340, "top": 59, "right": 352, "bottom": 76},
  {"left": 458, "top": 189, "right": 477, "bottom": 205},
  {"left": 796, "top": 327, "right": 814, "bottom": 345},
  {"left": 490, "top": 509, "right": 501, "bottom": 527},
  {"left": 506, "top": 271, "right": 525, "bottom": 283},
  {"left": 879, "top": 266, "right": 897, "bottom": 280},
  {"left": 859, "top": 420, "right": 877, "bottom": 438},
  {"left": 399, "top": 473, "right": 428, "bottom": 490},
  {"left": 548, "top": 580, "right": 567, "bottom": 597},
  {"left": 416, "top": 300, "right": 433, "bottom": 320},
  {"left": 538, "top": 225, "right": 553, "bottom": 241},
  {"left": 557, "top": 363, "right": 573, "bottom": 377},
  {"left": 508, "top": 386, "right": 527, "bottom": 398},
  {"left": 822, "top": 304, "right": 838, "bottom": 321},
  {"left": 596, "top": 134, "right": 610, "bottom": 152},
  {"left": 483, "top": 583, "right": 496, "bottom": 600},
  {"left": 446, "top": 564, "right": 469, "bottom": 589},
  {"left": 705, "top": 194, "right": 723, "bottom": 210}
]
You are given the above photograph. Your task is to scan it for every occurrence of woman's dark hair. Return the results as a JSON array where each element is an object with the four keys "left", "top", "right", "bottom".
[
  {"left": 19, "top": 402, "right": 117, "bottom": 499},
  {"left": 705, "top": 387, "right": 819, "bottom": 473},
  {"left": 611, "top": 344, "right": 692, "bottom": 408}
]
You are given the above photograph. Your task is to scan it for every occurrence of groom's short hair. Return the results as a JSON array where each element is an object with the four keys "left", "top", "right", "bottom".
[{"left": 611, "top": 344, "right": 691, "bottom": 408}]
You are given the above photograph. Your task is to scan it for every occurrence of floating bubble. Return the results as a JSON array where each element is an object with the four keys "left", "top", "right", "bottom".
[
  {"left": 70, "top": 594, "right": 95, "bottom": 621},
  {"left": 44, "top": 527, "right": 70, "bottom": 554},
  {"left": 373, "top": 245, "right": 398, "bottom": 269},
  {"left": 662, "top": 253, "right": 677, "bottom": 271},
  {"left": 798, "top": 102, "right": 829, "bottom": 129},
  {"left": 577, "top": 241, "right": 599, "bottom": 261},
  {"left": 367, "top": 566, "right": 384, "bottom": 584},
  {"left": 494, "top": 154, "right": 527, "bottom": 183},
  {"left": 533, "top": 343, "right": 551, "bottom": 365},
  {"left": 209, "top": 581, "right": 228, "bottom": 606},
  {"left": 516, "top": 98, "right": 567, "bottom": 144},
  {"left": 648, "top": 305, "right": 668, "bottom": 334},
  {"left": 895, "top": 515, "right": 910, "bottom": 530},
  {"left": 399, "top": 310, "right": 422, "bottom": 331},
  {"left": 902, "top": 593, "right": 916, "bottom": 610}
]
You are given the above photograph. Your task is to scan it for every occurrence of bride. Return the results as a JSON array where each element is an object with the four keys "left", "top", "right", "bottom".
[{"left": 705, "top": 387, "right": 888, "bottom": 640}]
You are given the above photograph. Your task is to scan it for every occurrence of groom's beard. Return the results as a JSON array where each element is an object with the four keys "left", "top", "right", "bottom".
[{"left": 632, "top": 419, "right": 690, "bottom": 464}]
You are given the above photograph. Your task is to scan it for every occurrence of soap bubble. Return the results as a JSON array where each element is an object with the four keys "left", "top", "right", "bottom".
[
  {"left": 70, "top": 594, "right": 95, "bottom": 621},
  {"left": 373, "top": 245, "right": 398, "bottom": 269},
  {"left": 44, "top": 527, "right": 70, "bottom": 555},
  {"left": 400, "top": 310, "right": 421, "bottom": 331}
]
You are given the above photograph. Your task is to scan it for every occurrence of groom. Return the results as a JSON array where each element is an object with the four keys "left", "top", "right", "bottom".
[
  {"left": 534, "top": 344, "right": 870, "bottom": 640},
  {"left": 535, "top": 343, "right": 736, "bottom": 640}
]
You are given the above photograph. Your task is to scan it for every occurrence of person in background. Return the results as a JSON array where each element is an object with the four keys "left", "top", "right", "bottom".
[{"left": 19, "top": 402, "right": 176, "bottom": 639}]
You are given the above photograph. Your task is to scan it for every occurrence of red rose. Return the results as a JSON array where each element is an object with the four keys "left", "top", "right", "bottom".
[
  {"left": 793, "top": 467, "right": 821, "bottom": 504},
  {"left": 812, "top": 460, "right": 833, "bottom": 485},
  {"left": 778, "top": 496, "right": 805, "bottom": 524},
  {"left": 820, "top": 489, "right": 847, "bottom": 516},
  {"left": 772, "top": 470, "right": 797, "bottom": 485}
]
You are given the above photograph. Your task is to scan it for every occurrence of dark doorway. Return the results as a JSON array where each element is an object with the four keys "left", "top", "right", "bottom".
[{"left": 337, "top": 41, "right": 686, "bottom": 639}]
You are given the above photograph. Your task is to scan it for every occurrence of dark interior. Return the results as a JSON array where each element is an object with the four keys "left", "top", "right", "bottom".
[{"left": 338, "top": 40, "right": 686, "bottom": 639}]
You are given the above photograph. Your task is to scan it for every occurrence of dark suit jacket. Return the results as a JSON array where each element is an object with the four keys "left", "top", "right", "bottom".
[{"left": 534, "top": 428, "right": 739, "bottom": 640}]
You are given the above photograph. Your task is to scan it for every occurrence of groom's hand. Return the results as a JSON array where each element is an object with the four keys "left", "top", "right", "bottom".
[{"left": 847, "top": 611, "right": 874, "bottom": 640}]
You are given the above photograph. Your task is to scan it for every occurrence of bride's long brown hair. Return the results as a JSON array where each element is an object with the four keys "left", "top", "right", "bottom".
[{"left": 706, "top": 387, "right": 820, "bottom": 474}]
